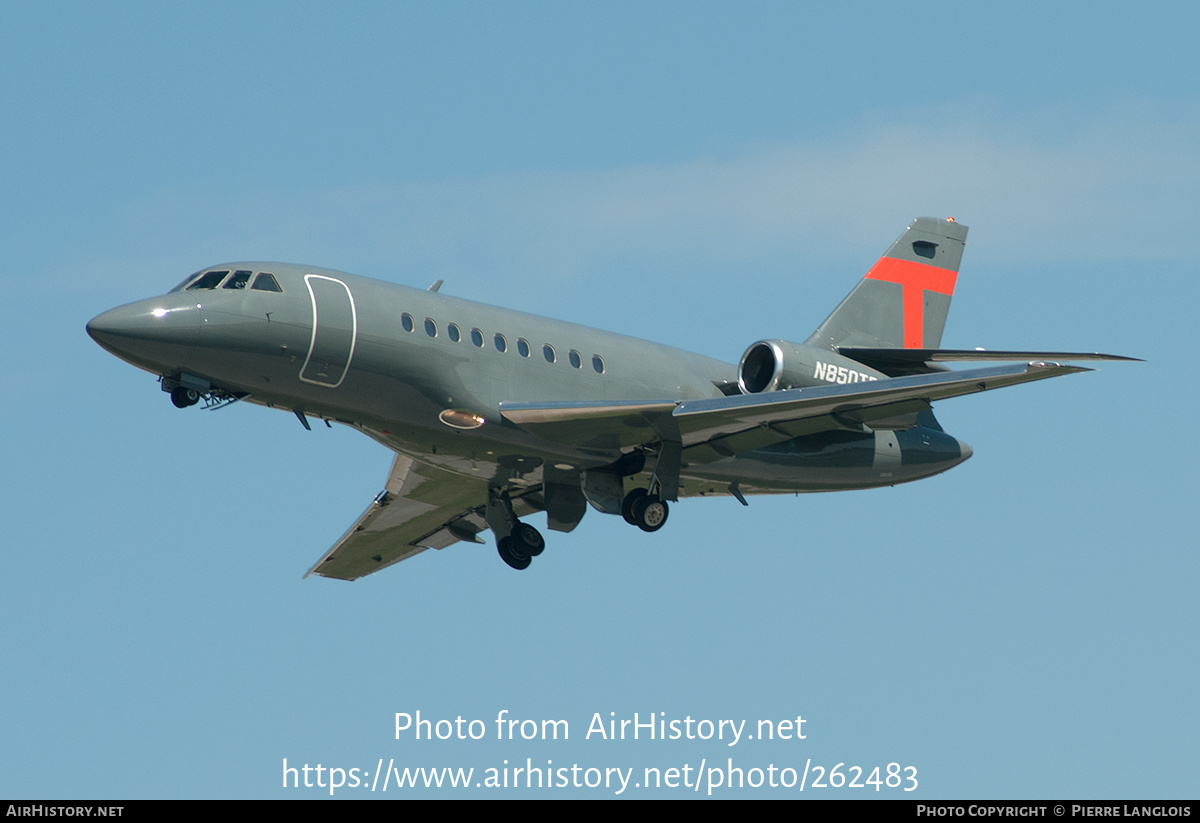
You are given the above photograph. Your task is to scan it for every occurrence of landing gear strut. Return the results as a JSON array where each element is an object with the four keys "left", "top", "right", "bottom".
[{"left": 618, "top": 439, "right": 677, "bottom": 533}]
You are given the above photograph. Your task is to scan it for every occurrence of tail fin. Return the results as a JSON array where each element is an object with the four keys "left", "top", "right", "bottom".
[{"left": 805, "top": 217, "right": 968, "bottom": 352}]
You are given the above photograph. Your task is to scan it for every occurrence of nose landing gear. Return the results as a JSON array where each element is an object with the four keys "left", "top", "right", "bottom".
[
  {"left": 170, "top": 386, "right": 200, "bottom": 408},
  {"left": 162, "top": 374, "right": 247, "bottom": 411},
  {"left": 162, "top": 374, "right": 210, "bottom": 409}
]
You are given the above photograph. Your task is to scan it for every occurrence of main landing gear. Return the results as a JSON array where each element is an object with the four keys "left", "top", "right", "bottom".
[
  {"left": 619, "top": 440, "right": 676, "bottom": 533},
  {"left": 497, "top": 523, "right": 545, "bottom": 570},
  {"left": 621, "top": 487, "right": 669, "bottom": 532},
  {"left": 488, "top": 489, "right": 545, "bottom": 571},
  {"left": 489, "top": 445, "right": 676, "bottom": 570}
]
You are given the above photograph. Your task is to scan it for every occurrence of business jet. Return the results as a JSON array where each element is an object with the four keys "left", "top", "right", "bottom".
[{"left": 87, "top": 217, "right": 1133, "bottom": 577}]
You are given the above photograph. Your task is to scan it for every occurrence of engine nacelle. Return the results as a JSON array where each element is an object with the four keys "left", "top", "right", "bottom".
[{"left": 737, "top": 339, "right": 887, "bottom": 393}]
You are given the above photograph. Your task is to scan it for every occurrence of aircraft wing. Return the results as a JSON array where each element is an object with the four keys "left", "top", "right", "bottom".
[
  {"left": 305, "top": 454, "right": 535, "bottom": 581},
  {"left": 502, "top": 362, "right": 1090, "bottom": 460},
  {"left": 673, "top": 361, "right": 1087, "bottom": 460}
]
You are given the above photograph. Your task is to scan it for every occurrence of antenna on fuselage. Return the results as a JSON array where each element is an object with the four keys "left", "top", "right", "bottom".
[{"left": 428, "top": 279, "right": 443, "bottom": 293}]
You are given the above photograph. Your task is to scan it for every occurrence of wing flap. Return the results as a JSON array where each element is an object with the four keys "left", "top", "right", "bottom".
[{"left": 500, "top": 400, "right": 677, "bottom": 452}]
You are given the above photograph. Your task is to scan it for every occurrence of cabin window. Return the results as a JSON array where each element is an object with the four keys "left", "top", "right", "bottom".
[
  {"left": 447, "top": 323, "right": 461, "bottom": 342},
  {"left": 543, "top": 344, "right": 556, "bottom": 364},
  {"left": 569, "top": 350, "right": 582, "bottom": 369},
  {"left": 250, "top": 272, "right": 281, "bottom": 292},
  {"left": 222, "top": 270, "right": 253, "bottom": 290},
  {"left": 401, "top": 313, "right": 414, "bottom": 332},
  {"left": 425, "top": 318, "right": 437, "bottom": 337},
  {"left": 592, "top": 354, "right": 605, "bottom": 374},
  {"left": 186, "top": 270, "right": 229, "bottom": 290},
  {"left": 517, "top": 338, "right": 530, "bottom": 357},
  {"left": 471, "top": 328, "right": 484, "bottom": 347},
  {"left": 494, "top": 333, "right": 507, "bottom": 353}
]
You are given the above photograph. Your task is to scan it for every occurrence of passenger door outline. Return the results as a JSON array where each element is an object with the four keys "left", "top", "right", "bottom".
[{"left": 300, "top": 274, "right": 357, "bottom": 388}]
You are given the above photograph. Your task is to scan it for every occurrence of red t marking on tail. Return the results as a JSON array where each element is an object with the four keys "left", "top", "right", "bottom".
[{"left": 865, "top": 257, "right": 958, "bottom": 348}]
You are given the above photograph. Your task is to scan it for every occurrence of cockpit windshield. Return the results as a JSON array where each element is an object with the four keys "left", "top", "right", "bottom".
[
  {"left": 170, "top": 269, "right": 284, "bottom": 293},
  {"left": 222, "top": 270, "right": 253, "bottom": 290},
  {"left": 175, "top": 270, "right": 229, "bottom": 291}
]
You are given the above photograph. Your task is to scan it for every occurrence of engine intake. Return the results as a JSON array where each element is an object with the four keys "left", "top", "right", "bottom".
[{"left": 738, "top": 339, "right": 886, "bottom": 394}]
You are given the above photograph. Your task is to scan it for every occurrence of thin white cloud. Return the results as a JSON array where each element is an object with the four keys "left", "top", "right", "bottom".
[
  {"left": 328, "top": 112, "right": 1200, "bottom": 265},
  {"left": 93, "top": 108, "right": 1200, "bottom": 296}
]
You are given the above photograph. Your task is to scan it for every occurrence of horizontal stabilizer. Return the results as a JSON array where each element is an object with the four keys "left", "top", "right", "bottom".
[{"left": 838, "top": 347, "right": 1140, "bottom": 375}]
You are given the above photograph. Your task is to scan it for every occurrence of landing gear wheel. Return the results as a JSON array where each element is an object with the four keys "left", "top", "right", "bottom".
[
  {"left": 497, "top": 536, "right": 531, "bottom": 570},
  {"left": 171, "top": 386, "right": 200, "bottom": 408},
  {"left": 513, "top": 523, "right": 545, "bottom": 557},
  {"left": 631, "top": 494, "right": 669, "bottom": 533},
  {"left": 621, "top": 488, "right": 648, "bottom": 526}
]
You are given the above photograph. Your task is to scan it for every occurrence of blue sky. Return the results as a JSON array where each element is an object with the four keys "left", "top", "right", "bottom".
[{"left": 2, "top": 1, "right": 1197, "bottom": 798}]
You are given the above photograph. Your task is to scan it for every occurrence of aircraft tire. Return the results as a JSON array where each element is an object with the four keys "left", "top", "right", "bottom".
[
  {"left": 171, "top": 386, "right": 199, "bottom": 408},
  {"left": 621, "top": 488, "right": 648, "bottom": 525},
  {"left": 514, "top": 523, "right": 545, "bottom": 557},
  {"left": 631, "top": 495, "right": 669, "bottom": 533},
  {"left": 497, "top": 536, "right": 531, "bottom": 570}
]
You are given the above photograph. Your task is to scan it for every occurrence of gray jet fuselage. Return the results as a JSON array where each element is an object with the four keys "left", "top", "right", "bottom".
[{"left": 88, "top": 262, "right": 966, "bottom": 497}]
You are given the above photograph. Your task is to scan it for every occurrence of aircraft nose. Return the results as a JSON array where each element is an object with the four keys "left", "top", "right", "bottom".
[
  {"left": 86, "top": 299, "right": 204, "bottom": 365},
  {"left": 86, "top": 305, "right": 145, "bottom": 347}
]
